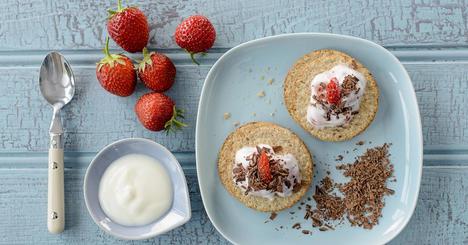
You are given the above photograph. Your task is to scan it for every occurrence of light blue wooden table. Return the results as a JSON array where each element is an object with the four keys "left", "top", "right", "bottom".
[{"left": 1, "top": 0, "right": 467, "bottom": 244}]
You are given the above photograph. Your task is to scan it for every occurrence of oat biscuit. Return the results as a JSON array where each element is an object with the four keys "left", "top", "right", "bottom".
[
  {"left": 218, "top": 122, "right": 313, "bottom": 212},
  {"left": 284, "top": 49, "right": 379, "bottom": 141}
]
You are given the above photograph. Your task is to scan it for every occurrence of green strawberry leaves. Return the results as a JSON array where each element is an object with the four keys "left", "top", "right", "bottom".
[
  {"left": 164, "top": 106, "right": 187, "bottom": 135},
  {"left": 136, "top": 47, "right": 154, "bottom": 72}
]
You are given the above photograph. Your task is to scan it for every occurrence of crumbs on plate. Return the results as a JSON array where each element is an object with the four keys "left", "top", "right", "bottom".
[{"left": 257, "top": 90, "right": 266, "bottom": 97}]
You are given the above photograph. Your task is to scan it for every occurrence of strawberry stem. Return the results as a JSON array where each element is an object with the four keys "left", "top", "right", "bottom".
[
  {"left": 117, "top": 0, "right": 123, "bottom": 12},
  {"left": 108, "top": 0, "right": 129, "bottom": 18},
  {"left": 97, "top": 37, "right": 124, "bottom": 71},
  {"left": 142, "top": 47, "right": 149, "bottom": 57},
  {"left": 103, "top": 37, "right": 111, "bottom": 58},
  {"left": 189, "top": 52, "right": 200, "bottom": 65}
]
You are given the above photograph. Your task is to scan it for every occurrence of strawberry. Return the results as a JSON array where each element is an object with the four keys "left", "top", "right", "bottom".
[
  {"left": 137, "top": 48, "right": 176, "bottom": 92},
  {"left": 96, "top": 38, "right": 136, "bottom": 97},
  {"left": 257, "top": 150, "right": 272, "bottom": 183},
  {"left": 174, "top": 15, "right": 216, "bottom": 65},
  {"left": 135, "top": 92, "right": 187, "bottom": 132},
  {"left": 326, "top": 77, "right": 341, "bottom": 105},
  {"left": 107, "top": 0, "right": 149, "bottom": 53}
]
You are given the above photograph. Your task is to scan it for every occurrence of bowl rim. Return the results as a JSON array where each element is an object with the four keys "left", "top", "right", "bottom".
[
  {"left": 195, "top": 32, "right": 423, "bottom": 245},
  {"left": 83, "top": 137, "right": 192, "bottom": 240}
]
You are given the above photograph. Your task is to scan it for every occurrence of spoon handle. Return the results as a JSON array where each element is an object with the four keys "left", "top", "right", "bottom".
[{"left": 48, "top": 146, "right": 65, "bottom": 233}]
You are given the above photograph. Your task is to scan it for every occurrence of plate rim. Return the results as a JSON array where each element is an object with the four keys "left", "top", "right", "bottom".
[{"left": 195, "top": 32, "right": 423, "bottom": 245}]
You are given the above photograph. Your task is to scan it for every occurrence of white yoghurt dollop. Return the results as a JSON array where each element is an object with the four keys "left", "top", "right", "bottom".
[
  {"left": 98, "top": 154, "right": 173, "bottom": 226},
  {"left": 233, "top": 144, "right": 301, "bottom": 200},
  {"left": 306, "top": 64, "right": 367, "bottom": 128}
]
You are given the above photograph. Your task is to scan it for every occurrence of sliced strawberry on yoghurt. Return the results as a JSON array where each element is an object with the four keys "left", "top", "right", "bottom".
[
  {"left": 326, "top": 77, "right": 341, "bottom": 105},
  {"left": 258, "top": 150, "right": 272, "bottom": 183}
]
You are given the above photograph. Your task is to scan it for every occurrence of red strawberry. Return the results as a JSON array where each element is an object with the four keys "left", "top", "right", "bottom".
[
  {"left": 96, "top": 38, "right": 136, "bottom": 97},
  {"left": 107, "top": 0, "right": 149, "bottom": 53},
  {"left": 137, "top": 48, "right": 176, "bottom": 92},
  {"left": 174, "top": 15, "right": 216, "bottom": 65},
  {"left": 258, "top": 150, "right": 272, "bottom": 183},
  {"left": 135, "top": 92, "right": 187, "bottom": 132},
  {"left": 326, "top": 77, "right": 341, "bottom": 105}
]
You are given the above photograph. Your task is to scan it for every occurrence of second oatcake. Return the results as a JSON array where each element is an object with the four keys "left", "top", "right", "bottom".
[{"left": 283, "top": 49, "right": 379, "bottom": 141}]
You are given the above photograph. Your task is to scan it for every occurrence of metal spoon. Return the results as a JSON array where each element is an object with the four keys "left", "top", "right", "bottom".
[{"left": 39, "top": 52, "right": 75, "bottom": 234}]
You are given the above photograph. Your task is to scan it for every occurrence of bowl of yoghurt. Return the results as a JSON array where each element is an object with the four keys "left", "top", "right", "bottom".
[{"left": 84, "top": 138, "right": 191, "bottom": 240}]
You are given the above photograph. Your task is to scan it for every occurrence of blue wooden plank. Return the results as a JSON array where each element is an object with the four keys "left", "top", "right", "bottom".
[
  {"left": 0, "top": 152, "right": 196, "bottom": 169},
  {"left": 0, "top": 169, "right": 228, "bottom": 245},
  {"left": 0, "top": 65, "right": 206, "bottom": 153},
  {"left": 0, "top": 59, "right": 468, "bottom": 154},
  {"left": 0, "top": 167, "right": 466, "bottom": 244},
  {"left": 0, "top": 0, "right": 468, "bottom": 50},
  {"left": 390, "top": 167, "right": 468, "bottom": 245}
]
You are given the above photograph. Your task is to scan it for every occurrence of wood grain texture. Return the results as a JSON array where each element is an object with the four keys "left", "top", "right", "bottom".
[
  {"left": 1, "top": 0, "right": 468, "bottom": 243},
  {"left": 0, "top": 169, "right": 227, "bottom": 245},
  {"left": 0, "top": 65, "right": 206, "bottom": 153},
  {"left": 1, "top": 62, "right": 468, "bottom": 153},
  {"left": 409, "top": 63, "right": 468, "bottom": 148},
  {"left": 390, "top": 167, "right": 468, "bottom": 245},
  {"left": 0, "top": 167, "right": 466, "bottom": 244},
  {"left": 1, "top": 0, "right": 468, "bottom": 50}
]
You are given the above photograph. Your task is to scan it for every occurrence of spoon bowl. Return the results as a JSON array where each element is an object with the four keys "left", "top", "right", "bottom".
[{"left": 40, "top": 52, "right": 75, "bottom": 109}]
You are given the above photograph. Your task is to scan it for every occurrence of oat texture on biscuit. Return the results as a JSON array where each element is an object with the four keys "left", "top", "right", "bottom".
[
  {"left": 283, "top": 49, "right": 379, "bottom": 141},
  {"left": 218, "top": 122, "right": 313, "bottom": 212}
]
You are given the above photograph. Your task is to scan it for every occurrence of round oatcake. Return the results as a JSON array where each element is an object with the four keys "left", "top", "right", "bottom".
[
  {"left": 283, "top": 49, "right": 379, "bottom": 141},
  {"left": 218, "top": 122, "right": 313, "bottom": 212}
]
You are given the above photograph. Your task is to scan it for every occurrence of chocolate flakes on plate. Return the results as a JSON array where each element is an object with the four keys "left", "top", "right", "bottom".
[
  {"left": 267, "top": 143, "right": 396, "bottom": 234},
  {"left": 337, "top": 143, "right": 394, "bottom": 229}
]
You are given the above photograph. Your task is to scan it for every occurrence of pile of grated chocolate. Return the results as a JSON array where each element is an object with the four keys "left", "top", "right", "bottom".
[
  {"left": 337, "top": 143, "right": 394, "bottom": 229},
  {"left": 303, "top": 143, "right": 395, "bottom": 231},
  {"left": 303, "top": 176, "right": 345, "bottom": 231}
]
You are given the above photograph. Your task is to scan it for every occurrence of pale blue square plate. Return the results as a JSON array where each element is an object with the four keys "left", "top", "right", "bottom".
[{"left": 196, "top": 33, "right": 422, "bottom": 244}]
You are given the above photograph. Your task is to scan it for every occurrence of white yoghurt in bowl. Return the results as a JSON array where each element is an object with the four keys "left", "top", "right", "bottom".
[{"left": 98, "top": 154, "right": 173, "bottom": 226}]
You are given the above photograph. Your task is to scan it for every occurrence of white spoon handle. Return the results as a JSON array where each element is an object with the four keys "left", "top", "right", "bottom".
[{"left": 48, "top": 148, "right": 64, "bottom": 234}]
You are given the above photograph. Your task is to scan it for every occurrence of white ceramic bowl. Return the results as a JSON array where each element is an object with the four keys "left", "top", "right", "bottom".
[{"left": 84, "top": 138, "right": 191, "bottom": 240}]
